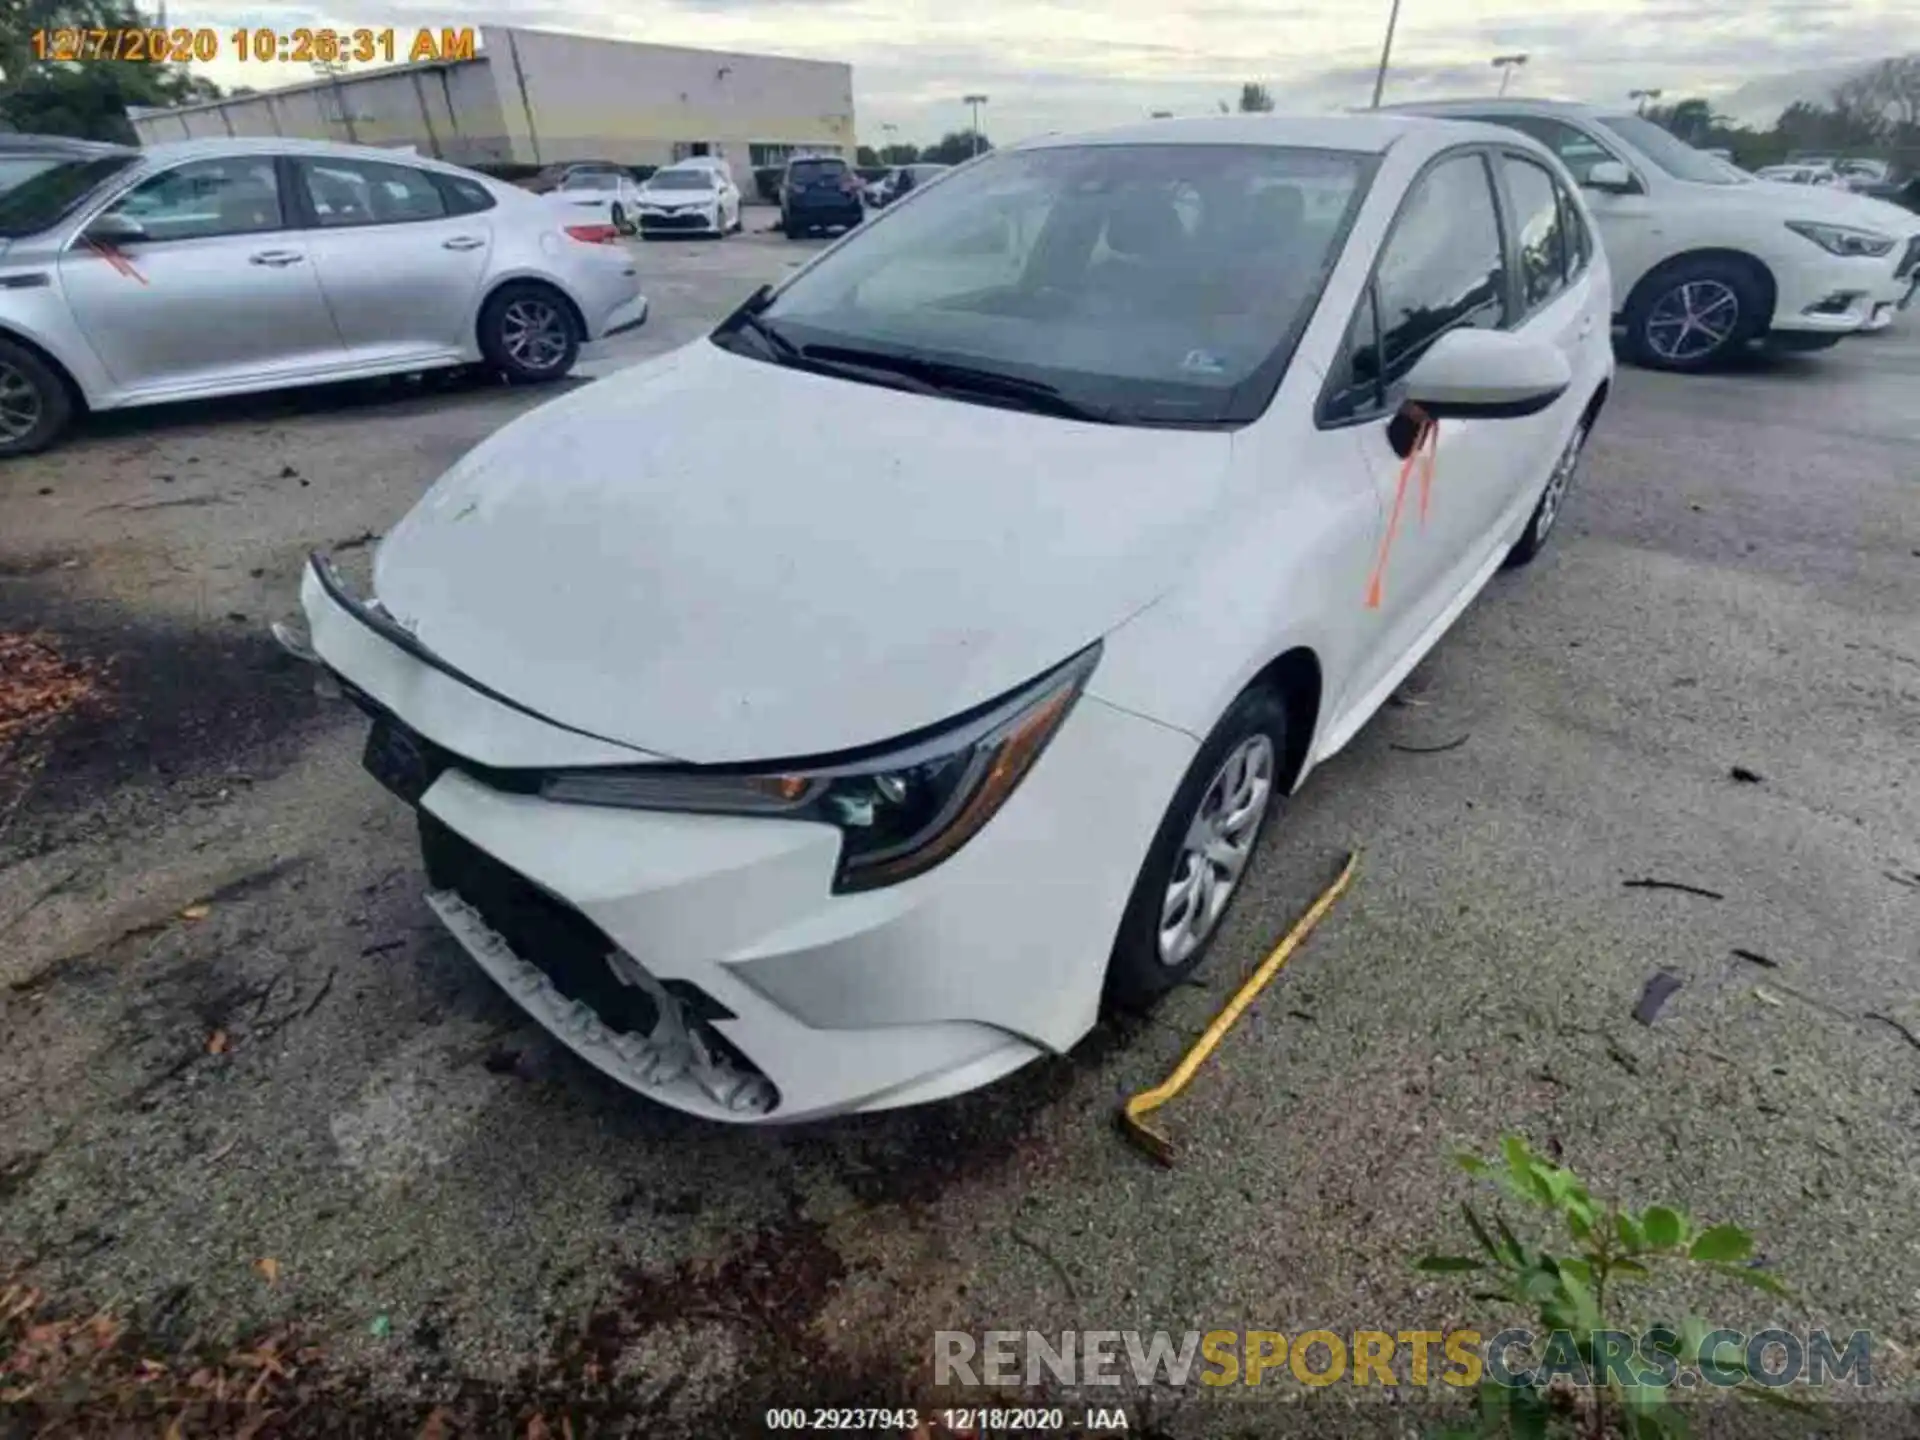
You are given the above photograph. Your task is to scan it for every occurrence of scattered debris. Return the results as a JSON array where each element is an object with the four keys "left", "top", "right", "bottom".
[
  {"left": 1623, "top": 877, "right": 1725, "bottom": 900},
  {"left": 1632, "top": 971, "right": 1684, "bottom": 1025},
  {"left": 1753, "top": 986, "right": 1785, "bottom": 1008},
  {"left": 1886, "top": 870, "right": 1920, "bottom": 892},
  {"left": 180, "top": 904, "right": 211, "bottom": 922},
  {"left": 1390, "top": 734, "right": 1470, "bottom": 755},
  {"left": 279, "top": 465, "right": 299, "bottom": 479},
  {"left": 205, "top": 1030, "right": 229, "bottom": 1055},
  {"left": 1866, "top": 1014, "right": 1920, "bottom": 1053},
  {"left": 359, "top": 938, "right": 406, "bottom": 957},
  {"left": 0, "top": 633, "right": 103, "bottom": 752},
  {"left": 1605, "top": 1039, "right": 1641, "bottom": 1074},
  {"left": 331, "top": 531, "right": 381, "bottom": 553},
  {"left": 1009, "top": 1227, "right": 1079, "bottom": 1304},
  {"left": 1731, "top": 948, "right": 1780, "bottom": 969},
  {"left": 368, "top": 1314, "right": 391, "bottom": 1340},
  {"left": 1729, "top": 766, "right": 1764, "bottom": 784},
  {"left": 253, "top": 1257, "right": 280, "bottom": 1286}
]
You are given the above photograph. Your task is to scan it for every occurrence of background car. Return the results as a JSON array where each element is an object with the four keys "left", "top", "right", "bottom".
[
  {"left": 0, "top": 137, "right": 647, "bottom": 457},
  {"left": 634, "top": 162, "right": 741, "bottom": 238},
  {"left": 548, "top": 166, "right": 645, "bottom": 233},
  {"left": 294, "top": 113, "right": 1612, "bottom": 1122},
  {"left": 0, "top": 134, "right": 130, "bottom": 196},
  {"left": 521, "top": 159, "right": 633, "bottom": 196},
  {"left": 1753, "top": 163, "right": 1840, "bottom": 186},
  {"left": 866, "top": 162, "right": 951, "bottom": 209},
  {"left": 1390, "top": 97, "right": 1916, "bottom": 369},
  {"left": 779, "top": 154, "right": 863, "bottom": 237}
]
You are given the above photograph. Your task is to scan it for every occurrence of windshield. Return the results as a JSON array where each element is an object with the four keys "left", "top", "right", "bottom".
[
  {"left": 732, "top": 143, "right": 1371, "bottom": 427},
  {"left": 1595, "top": 115, "right": 1740, "bottom": 185},
  {"left": 0, "top": 156, "right": 61, "bottom": 194},
  {"left": 0, "top": 155, "right": 136, "bottom": 236},
  {"left": 649, "top": 170, "right": 715, "bottom": 191},
  {"left": 561, "top": 172, "right": 617, "bottom": 191},
  {"left": 789, "top": 159, "right": 846, "bottom": 183}
]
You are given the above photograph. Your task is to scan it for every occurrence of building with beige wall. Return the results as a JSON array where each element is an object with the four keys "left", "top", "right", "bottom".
[{"left": 129, "top": 25, "right": 856, "bottom": 173}]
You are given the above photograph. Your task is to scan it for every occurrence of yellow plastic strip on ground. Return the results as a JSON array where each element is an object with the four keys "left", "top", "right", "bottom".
[{"left": 1121, "top": 850, "right": 1359, "bottom": 1166}]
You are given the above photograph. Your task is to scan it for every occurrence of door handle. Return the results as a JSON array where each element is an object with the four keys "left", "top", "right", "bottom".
[
  {"left": 249, "top": 249, "right": 303, "bottom": 267},
  {"left": 442, "top": 236, "right": 485, "bottom": 251}
]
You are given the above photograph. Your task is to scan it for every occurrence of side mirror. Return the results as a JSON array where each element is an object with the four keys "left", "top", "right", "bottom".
[
  {"left": 84, "top": 212, "right": 149, "bottom": 246},
  {"left": 1582, "top": 159, "right": 1635, "bottom": 193},
  {"left": 1401, "top": 328, "right": 1570, "bottom": 420}
]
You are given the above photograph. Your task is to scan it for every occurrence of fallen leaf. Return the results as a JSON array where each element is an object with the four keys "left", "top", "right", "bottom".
[
  {"left": 254, "top": 1257, "right": 279, "bottom": 1285},
  {"left": 206, "top": 1030, "right": 229, "bottom": 1055},
  {"left": 181, "top": 903, "right": 211, "bottom": 921}
]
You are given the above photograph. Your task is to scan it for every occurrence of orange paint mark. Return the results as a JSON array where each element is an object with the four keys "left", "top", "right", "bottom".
[
  {"left": 1363, "top": 408, "right": 1439, "bottom": 611},
  {"left": 85, "top": 237, "right": 148, "bottom": 286}
]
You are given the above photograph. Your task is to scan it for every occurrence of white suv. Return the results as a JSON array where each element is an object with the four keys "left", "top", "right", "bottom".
[{"left": 1389, "top": 99, "right": 1920, "bottom": 369}]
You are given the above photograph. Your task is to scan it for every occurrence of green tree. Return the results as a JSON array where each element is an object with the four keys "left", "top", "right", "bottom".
[
  {"left": 1238, "top": 81, "right": 1274, "bottom": 113},
  {"left": 0, "top": 0, "right": 220, "bottom": 140},
  {"left": 921, "top": 129, "right": 991, "bottom": 165},
  {"left": 878, "top": 141, "right": 920, "bottom": 165}
]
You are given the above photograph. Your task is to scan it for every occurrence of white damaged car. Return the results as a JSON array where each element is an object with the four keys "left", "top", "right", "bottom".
[{"left": 286, "top": 114, "right": 1614, "bottom": 1121}]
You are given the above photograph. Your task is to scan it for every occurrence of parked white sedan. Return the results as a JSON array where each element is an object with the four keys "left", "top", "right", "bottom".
[
  {"left": 548, "top": 167, "right": 646, "bottom": 234},
  {"left": 0, "top": 137, "right": 647, "bottom": 456},
  {"left": 634, "top": 164, "right": 742, "bottom": 238},
  {"left": 292, "top": 114, "right": 1613, "bottom": 1122}
]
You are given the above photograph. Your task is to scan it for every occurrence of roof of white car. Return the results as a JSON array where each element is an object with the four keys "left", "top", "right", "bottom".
[
  {"left": 1382, "top": 97, "right": 1634, "bottom": 121},
  {"left": 1019, "top": 111, "right": 1526, "bottom": 155},
  {"left": 135, "top": 136, "right": 476, "bottom": 171}
]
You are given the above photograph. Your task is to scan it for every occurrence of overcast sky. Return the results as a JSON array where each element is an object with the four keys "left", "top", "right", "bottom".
[{"left": 190, "top": 0, "right": 1913, "bottom": 141}]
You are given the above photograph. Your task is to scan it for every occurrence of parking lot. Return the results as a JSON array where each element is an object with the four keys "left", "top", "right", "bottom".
[{"left": 3, "top": 207, "right": 1918, "bottom": 1433}]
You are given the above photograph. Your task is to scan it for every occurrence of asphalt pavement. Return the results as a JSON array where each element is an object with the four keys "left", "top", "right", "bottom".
[{"left": 1, "top": 215, "right": 1916, "bottom": 1435}]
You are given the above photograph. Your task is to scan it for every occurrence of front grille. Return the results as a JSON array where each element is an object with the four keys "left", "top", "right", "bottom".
[
  {"left": 418, "top": 813, "right": 752, "bottom": 1071},
  {"left": 639, "top": 212, "right": 708, "bottom": 231},
  {"left": 1897, "top": 235, "right": 1920, "bottom": 281}
]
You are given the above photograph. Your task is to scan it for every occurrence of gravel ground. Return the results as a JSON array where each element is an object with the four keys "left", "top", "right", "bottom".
[{"left": 2, "top": 212, "right": 1917, "bottom": 1436}]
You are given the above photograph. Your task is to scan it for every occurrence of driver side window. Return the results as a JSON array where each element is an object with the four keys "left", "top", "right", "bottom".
[
  {"left": 1464, "top": 114, "right": 1618, "bottom": 187},
  {"left": 98, "top": 157, "right": 285, "bottom": 242}
]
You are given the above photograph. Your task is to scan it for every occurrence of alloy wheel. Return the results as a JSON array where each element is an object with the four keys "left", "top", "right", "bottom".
[
  {"left": 1645, "top": 279, "right": 1740, "bottom": 364},
  {"left": 501, "top": 299, "right": 569, "bottom": 372},
  {"left": 1157, "top": 733, "right": 1276, "bottom": 967},
  {"left": 0, "top": 362, "right": 43, "bottom": 444}
]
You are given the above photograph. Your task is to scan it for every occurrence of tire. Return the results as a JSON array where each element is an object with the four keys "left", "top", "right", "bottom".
[
  {"left": 610, "top": 202, "right": 628, "bottom": 233},
  {"left": 0, "top": 337, "right": 75, "bottom": 459},
  {"left": 1622, "top": 257, "right": 1767, "bottom": 371},
  {"left": 478, "top": 282, "right": 579, "bottom": 384},
  {"left": 783, "top": 214, "right": 802, "bottom": 239},
  {"left": 1504, "top": 416, "right": 1590, "bottom": 569},
  {"left": 1105, "top": 685, "right": 1289, "bottom": 1011}
]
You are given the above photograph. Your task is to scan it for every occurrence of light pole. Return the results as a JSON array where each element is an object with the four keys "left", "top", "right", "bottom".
[
  {"left": 963, "top": 94, "right": 989, "bottom": 156},
  {"left": 1491, "top": 53, "right": 1527, "bottom": 97},
  {"left": 1369, "top": 0, "right": 1403, "bottom": 109},
  {"left": 1629, "top": 87, "right": 1662, "bottom": 115}
]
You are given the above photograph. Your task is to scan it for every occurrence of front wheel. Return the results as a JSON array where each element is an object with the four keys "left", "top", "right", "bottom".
[
  {"left": 0, "top": 338, "right": 75, "bottom": 459},
  {"left": 478, "top": 283, "right": 579, "bottom": 383},
  {"left": 1105, "top": 686, "right": 1288, "bottom": 1010},
  {"left": 610, "top": 202, "right": 630, "bottom": 233},
  {"left": 1504, "top": 418, "right": 1589, "bottom": 568},
  {"left": 1623, "top": 258, "right": 1765, "bottom": 371}
]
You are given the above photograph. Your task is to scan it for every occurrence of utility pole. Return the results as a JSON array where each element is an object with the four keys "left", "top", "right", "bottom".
[
  {"left": 312, "top": 59, "right": 358, "bottom": 144},
  {"left": 1492, "top": 53, "right": 1527, "bottom": 97},
  {"left": 1369, "top": 0, "right": 1404, "bottom": 109},
  {"left": 963, "top": 94, "right": 989, "bottom": 156},
  {"left": 1629, "top": 87, "right": 1662, "bottom": 115}
]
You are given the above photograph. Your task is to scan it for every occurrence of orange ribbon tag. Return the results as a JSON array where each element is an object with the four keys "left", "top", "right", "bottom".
[{"left": 1363, "top": 408, "right": 1439, "bottom": 611}]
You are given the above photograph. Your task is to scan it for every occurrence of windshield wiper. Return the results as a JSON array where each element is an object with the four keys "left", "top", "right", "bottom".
[
  {"left": 733, "top": 309, "right": 803, "bottom": 364},
  {"left": 800, "top": 343, "right": 1115, "bottom": 423}
]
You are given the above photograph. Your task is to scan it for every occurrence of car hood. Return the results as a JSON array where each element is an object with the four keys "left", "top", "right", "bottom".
[
  {"left": 1742, "top": 179, "right": 1920, "bottom": 233},
  {"left": 373, "top": 340, "right": 1236, "bottom": 763}
]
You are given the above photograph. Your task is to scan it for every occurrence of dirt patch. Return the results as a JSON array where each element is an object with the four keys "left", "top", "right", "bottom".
[{"left": 0, "top": 599, "right": 334, "bottom": 858}]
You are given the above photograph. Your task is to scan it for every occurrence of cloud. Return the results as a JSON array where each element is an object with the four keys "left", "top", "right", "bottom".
[{"left": 181, "top": 0, "right": 1918, "bottom": 143}]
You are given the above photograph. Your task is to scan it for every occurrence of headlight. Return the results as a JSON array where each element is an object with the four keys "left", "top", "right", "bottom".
[
  {"left": 1786, "top": 220, "right": 1897, "bottom": 258},
  {"left": 539, "top": 644, "right": 1100, "bottom": 892}
]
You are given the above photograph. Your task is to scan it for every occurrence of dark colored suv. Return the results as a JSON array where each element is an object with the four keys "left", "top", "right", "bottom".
[{"left": 779, "top": 155, "right": 862, "bottom": 238}]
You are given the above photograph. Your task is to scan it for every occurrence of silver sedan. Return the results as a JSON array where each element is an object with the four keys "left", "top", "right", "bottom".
[{"left": 0, "top": 136, "right": 648, "bottom": 456}]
